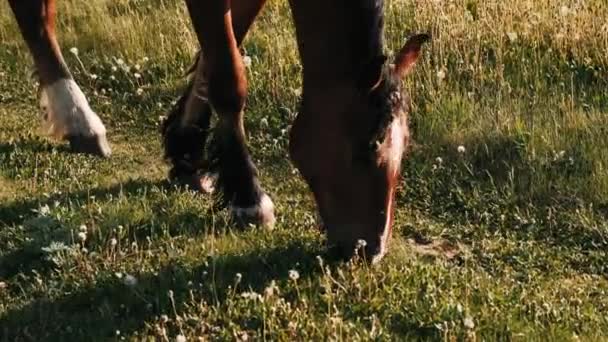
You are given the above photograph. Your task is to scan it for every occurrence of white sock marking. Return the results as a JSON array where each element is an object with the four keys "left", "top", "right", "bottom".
[
  {"left": 230, "top": 193, "right": 276, "bottom": 228},
  {"left": 39, "top": 78, "right": 107, "bottom": 140}
]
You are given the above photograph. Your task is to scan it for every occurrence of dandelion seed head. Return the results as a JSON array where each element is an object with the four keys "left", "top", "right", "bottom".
[
  {"left": 69, "top": 47, "right": 79, "bottom": 55},
  {"left": 77, "top": 231, "right": 87, "bottom": 242},
  {"left": 457, "top": 145, "right": 466, "bottom": 154},
  {"left": 288, "top": 269, "right": 300, "bottom": 281}
]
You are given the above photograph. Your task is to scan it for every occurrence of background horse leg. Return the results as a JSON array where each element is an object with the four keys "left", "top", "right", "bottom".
[
  {"left": 182, "top": 0, "right": 274, "bottom": 227},
  {"left": 7, "top": 0, "right": 111, "bottom": 157},
  {"left": 162, "top": 0, "right": 267, "bottom": 193}
]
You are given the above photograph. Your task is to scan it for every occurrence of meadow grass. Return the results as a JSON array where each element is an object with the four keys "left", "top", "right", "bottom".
[{"left": 1, "top": 0, "right": 607, "bottom": 340}]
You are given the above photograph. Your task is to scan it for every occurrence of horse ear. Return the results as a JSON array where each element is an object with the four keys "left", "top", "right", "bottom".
[
  {"left": 394, "top": 33, "right": 430, "bottom": 78},
  {"left": 358, "top": 55, "right": 387, "bottom": 90}
]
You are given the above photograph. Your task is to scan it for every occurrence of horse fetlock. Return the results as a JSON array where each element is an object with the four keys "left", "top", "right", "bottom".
[
  {"left": 40, "top": 78, "right": 111, "bottom": 157},
  {"left": 229, "top": 192, "right": 276, "bottom": 229}
]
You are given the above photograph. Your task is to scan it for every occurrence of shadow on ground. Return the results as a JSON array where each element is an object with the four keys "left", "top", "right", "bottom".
[{"left": 0, "top": 239, "right": 325, "bottom": 341}]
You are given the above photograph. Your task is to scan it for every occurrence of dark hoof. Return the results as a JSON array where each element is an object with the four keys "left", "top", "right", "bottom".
[
  {"left": 67, "top": 133, "right": 111, "bottom": 158},
  {"left": 229, "top": 193, "right": 276, "bottom": 229}
]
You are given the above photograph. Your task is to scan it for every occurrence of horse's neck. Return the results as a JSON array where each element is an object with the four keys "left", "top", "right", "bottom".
[{"left": 290, "top": 0, "right": 384, "bottom": 89}]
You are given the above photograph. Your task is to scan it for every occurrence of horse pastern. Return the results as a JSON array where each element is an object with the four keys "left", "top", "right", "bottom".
[{"left": 40, "top": 78, "right": 110, "bottom": 155}]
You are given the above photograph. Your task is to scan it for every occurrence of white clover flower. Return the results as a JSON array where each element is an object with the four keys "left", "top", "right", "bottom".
[
  {"left": 133, "top": 72, "right": 142, "bottom": 79},
  {"left": 463, "top": 316, "right": 475, "bottom": 329},
  {"left": 288, "top": 269, "right": 300, "bottom": 281},
  {"left": 142, "top": 57, "right": 150, "bottom": 63},
  {"left": 38, "top": 204, "right": 51, "bottom": 216},
  {"left": 111, "top": 66, "right": 118, "bottom": 72},
  {"left": 457, "top": 145, "right": 466, "bottom": 154},
  {"left": 136, "top": 88, "right": 144, "bottom": 96},
  {"left": 69, "top": 47, "right": 78, "bottom": 55},
  {"left": 116, "top": 58, "right": 125, "bottom": 66},
  {"left": 123, "top": 273, "right": 137, "bottom": 287},
  {"left": 435, "top": 156, "right": 443, "bottom": 164},
  {"left": 109, "top": 238, "right": 118, "bottom": 247},
  {"left": 110, "top": 75, "right": 116, "bottom": 81},
  {"left": 160, "top": 314, "right": 169, "bottom": 323},
  {"left": 506, "top": 32, "right": 518, "bottom": 43},
  {"left": 77, "top": 231, "right": 87, "bottom": 242},
  {"left": 176, "top": 334, "right": 187, "bottom": 342},
  {"left": 79, "top": 224, "right": 87, "bottom": 232},
  {"left": 436, "top": 69, "right": 446, "bottom": 81},
  {"left": 90, "top": 74, "right": 98, "bottom": 80},
  {"left": 242, "top": 56, "right": 252, "bottom": 68},
  {"left": 134, "top": 64, "right": 141, "bottom": 71}
]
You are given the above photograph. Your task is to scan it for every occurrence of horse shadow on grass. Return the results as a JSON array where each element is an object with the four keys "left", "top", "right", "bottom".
[{"left": 0, "top": 239, "right": 326, "bottom": 341}]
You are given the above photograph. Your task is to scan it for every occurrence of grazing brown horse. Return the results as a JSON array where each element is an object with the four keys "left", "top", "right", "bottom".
[{"left": 8, "top": 0, "right": 429, "bottom": 263}]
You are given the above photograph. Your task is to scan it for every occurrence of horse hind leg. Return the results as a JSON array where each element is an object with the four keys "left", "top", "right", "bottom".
[
  {"left": 162, "top": 51, "right": 215, "bottom": 192},
  {"left": 8, "top": 0, "right": 111, "bottom": 157},
  {"left": 183, "top": 0, "right": 274, "bottom": 228}
]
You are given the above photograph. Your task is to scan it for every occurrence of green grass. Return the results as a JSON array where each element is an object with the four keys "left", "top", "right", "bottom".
[{"left": 1, "top": 0, "right": 607, "bottom": 340}]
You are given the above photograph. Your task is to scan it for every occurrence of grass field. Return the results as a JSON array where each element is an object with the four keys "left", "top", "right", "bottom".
[{"left": 1, "top": 0, "right": 607, "bottom": 340}]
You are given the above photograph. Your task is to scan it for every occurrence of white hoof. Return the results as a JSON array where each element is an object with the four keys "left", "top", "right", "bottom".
[
  {"left": 229, "top": 193, "right": 276, "bottom": 229},
  {"left": 40, "top": 78, "right": 111, "bottom": 157}
]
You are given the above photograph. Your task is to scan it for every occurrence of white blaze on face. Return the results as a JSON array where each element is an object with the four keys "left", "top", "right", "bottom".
[
  {"left": 39, "top": 78, "right": 107, "bottom": 141},
  {"left": 373, "top": 114, "right": 408, "bottom": 264},
  {"left": 378, "top": 114, "right": 408, "bottom": 176},
  {"left": 372, "top": 187, "right": 394, "bottom": 264}
]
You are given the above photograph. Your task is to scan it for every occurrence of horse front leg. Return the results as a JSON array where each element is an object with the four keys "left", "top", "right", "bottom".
[
  {"left": 163, "top": 0, "right": 267, "bottom": 194},
  {"left": 182, "top": 0, "right": 274, "bottom": 228},
  {"left": 8, "top": 0, "right": 111, "bottom": 157}
]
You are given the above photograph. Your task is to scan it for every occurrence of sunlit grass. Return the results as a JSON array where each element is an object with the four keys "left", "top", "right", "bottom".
[{"left": 1, "top": 0, "right": 607, "bottom": 340}]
